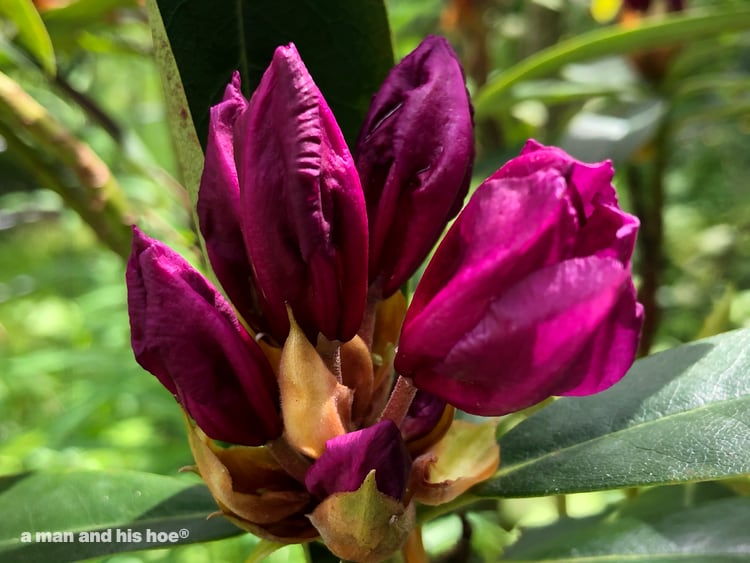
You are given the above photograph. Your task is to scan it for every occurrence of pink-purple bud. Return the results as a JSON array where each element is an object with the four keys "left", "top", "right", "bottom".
[
  {"left": 355, "top": 36, "right": 474, "bottom": 298},
  {"left": 395, "top": 141, "right": 644, "bottom": 416},
  {"left": 126, "top": 227, "right": 282, "bottom": 445},
  {"left": 234, "top": 44, "right": 368, "bottom": 343},
  {"left": 305, "top": 420, "right": 411, "bottom": 501},
  {"left": 197, "top": 73, "right": 267, "bottom": 336}
]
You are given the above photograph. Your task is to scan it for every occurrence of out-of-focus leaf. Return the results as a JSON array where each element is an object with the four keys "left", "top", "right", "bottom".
[
  {"left": 475, "top": 9, "right": 750, "bottom": 116},
  {"left": 0, "top": 470, "right": 242, "bottom": 563},
  {"left": 559, "top": 98, "right": 666, "bottom": 163},
  {"left": 697, "top": 285, "right": 735, "bottom": 339},
  {"left": 154, "top": 0, "right": 394, "bottom": 149},
  {"left": 41, "top": 0, "right": 139, "bottom": 25},
  {"left": 510, "top": 79, "right": 624, "bottom": 105},
  {"left": 503, "top": 483, "right": 750, "bottom": 561},
  {"left": 475, "top": 329, "right": 750, "bottom": 498},
  {"left": 0, "top": 0, "right": 56, "bottom": 75}
]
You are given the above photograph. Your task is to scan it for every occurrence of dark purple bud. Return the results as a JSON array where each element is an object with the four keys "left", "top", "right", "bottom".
[
  {"left": 126, "top": 227, "right": 282, "bottom": 445},
  {"left": 197, "top": 73, "right": 266, "bottom": 336},
  {"left": 234, "top": 44, "right": 368, "bottom": 343},
  {"left": 305, "top": 420, "right": 411, "bottom": 501},
  {"left": 355, "top": 35, "right": 474, "bottom": 298},
  {"left": 396, "top": 142, "right": 643, "bottom": 416},
  {"left": 401, "top": 390, "right": 446, "bottom": 443}
]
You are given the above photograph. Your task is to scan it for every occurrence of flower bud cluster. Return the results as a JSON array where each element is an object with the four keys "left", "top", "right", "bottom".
[{"left": 127, "top": 36, "right": 642, "bottom": 562}]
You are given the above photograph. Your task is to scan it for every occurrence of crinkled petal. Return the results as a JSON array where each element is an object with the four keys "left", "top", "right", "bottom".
[
  {"left": 355, "top": 35, "right": 474, "bottom": 298},
  {"left": 235, "top": 44, "right": 367, "bottom": 342},
  {"left": 197, "top": 73, "right": 267, "bottom": 335},
  {"left": 305, "top": 420, "right": 411, "bottom": 501},
  {"left": 126, "top": 227, "right": 282, "bottom": 445}
]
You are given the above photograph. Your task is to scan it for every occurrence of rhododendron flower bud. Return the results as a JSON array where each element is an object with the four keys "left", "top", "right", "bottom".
[
  {"left": 197, "top": 73, "right": 266, "bottom": 335},
  {"left": 396, "top": 141, "right": 644, "bottom": 416},
  {"left": 305, "top": 420, "right": 411, "bottom": 502},
  {"left": 234, "top": 44, "right": 368, "bottom": 343},
  {"left": 306, "top": 421, "right": 414, "bottom": 562},
  {"left": 355, "top": 35, "right": 474, "bottom": 298},
  {"left": 126, "top": 227, "right": 281, "bottom": 445}
]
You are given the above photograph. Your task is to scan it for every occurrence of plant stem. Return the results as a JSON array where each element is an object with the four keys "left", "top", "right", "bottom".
[
  {"left": 0, "top": 71, "right": 133, "bottom": 258},
  {"left": 379, "top": 375, "right": 418, "bottom": 427}
]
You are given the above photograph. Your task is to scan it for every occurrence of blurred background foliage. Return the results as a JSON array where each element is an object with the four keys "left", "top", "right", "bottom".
[{"left": 0, "top": 0, "right": 748, "bottom": 561}]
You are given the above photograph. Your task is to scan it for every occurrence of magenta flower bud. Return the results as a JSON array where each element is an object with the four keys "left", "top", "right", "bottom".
[
  {"left": 355, "top": 36, "right": 474, "bottom": 298},
  {"left": 126, "top": 227, "right": 282, "bottom": 445},
  {"left": 395, "top": 141, "right": 644, "bottom": 416},
  {"left": 197, "top": 73, "right": 266, "bottom": 335},
  {"left": 305, "top": 420, "right": 411, "bottom": 501},
  {"left": 234, "top": 44, "right": 368, "bottom": 343},
  {"left": 401, "top": 390, "right": 446, "bottom": 443}
]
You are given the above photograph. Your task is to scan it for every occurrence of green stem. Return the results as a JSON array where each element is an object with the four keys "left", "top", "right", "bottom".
[{"left": 0, "top": 71, "right": 133, "bottom": 258}]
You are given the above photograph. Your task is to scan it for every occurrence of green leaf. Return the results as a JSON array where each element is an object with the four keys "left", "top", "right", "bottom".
[
  {"left": 41, "top": 0, "right": 139, "bottom": 25},
  {"left": 476, "top": 329, "right": 750, "bottom": 498},
  {"left": 145, "top": 0, "right": 204, "bottom": 202},
  {"left": 0, "top": 0, "right": 56, "bottom": 75},
  {"left": 474, "top": 8, "right": 750, "bottom": 117},
  {"left": 503, "top": 483, "right": 750, "bottom": 561},
  {"left": 0, "top": 470, "right": 242, "bottom": 563},
  {"left": 154, "top": 0, "right": 394, "bottom": 150}
]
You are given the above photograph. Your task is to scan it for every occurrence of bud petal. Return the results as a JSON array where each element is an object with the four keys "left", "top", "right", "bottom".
[
  {"left": 197, "top": 73, "right": 266, "bottom": 335},
  {"left": 308, "top": 471, "right": 415, "bottom": 563},
  {"left": 126, "top": 227, "right": 281, "bottom": 445},
  {"left": 355, "top": 36, "right": 474, "bottom": 298},
  {"left": 305, "top": 420, "right": 411, "bottom": 502},
  {"left": 236, "top": 43, "right": 368, "bottom": 342},
  {"left": 396, "top": 144, "right": 643, "bottom": 415}
]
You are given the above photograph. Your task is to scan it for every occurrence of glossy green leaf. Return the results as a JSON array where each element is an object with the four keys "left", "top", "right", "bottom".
[
  {"left": 475, "top": 9, "right": 750, "bottom": 117},
  {"left": 476, "top": 329, "right": 750, "bottom": 498},
  {"left": 0, "top": 470, "right": 242, "bottom": 563},
  {"left": 0, "top": 0, "right": 56, "bottom": 75},
  {"left": 503, "top": 483, "right": 750, "bottom": 561},
  {"left": 155, "top": 0, "right": 393, "bottom": 150}
]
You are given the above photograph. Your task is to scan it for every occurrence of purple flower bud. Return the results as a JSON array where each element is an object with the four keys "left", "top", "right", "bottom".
[
  {"left": 126, "top": 226, "right": 282, "bottom": 445},
  {"left": 305, "top": 420, "right": 411, "bottom": 501},
  {"left": 197, "top": 73, "right": 266, "bottom": 336},
  {"left": 395, "top": 141, "right": 644, "bottom": 416},
  {"left": 401, "top": 390, "right": 446, "bottom": 443},
  {"left": 234, "top": 44, "right": 368, "bottom": 343},
  {"left": 355, "top": 36, "right": 474, "bottom": 298}
]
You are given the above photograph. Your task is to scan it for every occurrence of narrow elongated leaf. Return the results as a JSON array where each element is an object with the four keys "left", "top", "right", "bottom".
[
  {"left": 145, "top": 0, "right": 203, "bottom": 201},
  {"left": 155, "top": 0, "right": 393, "bottom": 149},
  {"left": 476, "top": 329, "right": 750, "bottom": 498},
  {"left": 475, "top": 9, "right": 750, "bottom": 116},
  {"left": 0, "top": 0, "right": 56, "bottom": 75},
  {"left": 0, "top": 470, "right": 241, "bottom": 563},
  {"left": 504, "top": 484, "right": 750, "bottom": 561}
]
